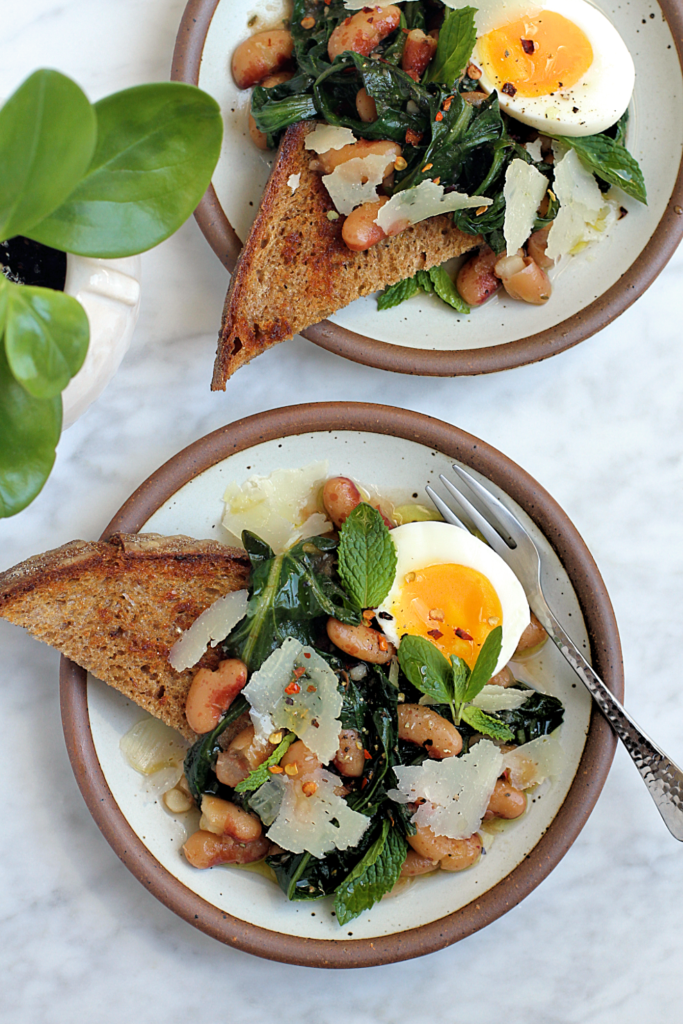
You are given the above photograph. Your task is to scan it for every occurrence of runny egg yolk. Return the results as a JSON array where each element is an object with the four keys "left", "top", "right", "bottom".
[
  {"left": 476, "top": 11, "right": 593, "bottom": 98},
  {"left": 390, "top": 563, "right": 502, "bottom": 669}
]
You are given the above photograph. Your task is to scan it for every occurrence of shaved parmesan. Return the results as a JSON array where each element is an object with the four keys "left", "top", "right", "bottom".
[
  {"left": 470, "top": 685, "right": 531, "bottom": 713},
  {"left": 546, "top": 148, "right": 619, "bottom": 260},
  {"left": 168, "top": 590, "right": 248, "bottom": 671},
  {"left": 322, "top": 153, "right": 389, "bottom": 216},
  {"left": 390, "top": 740, "right": 503, "bottom": 840},
  {"left": 287, "top": 173, "right": 301, "bottom": 193},
  {"left": 503, "top": 159, "right": 548, "bottom": 255},
  {"left": 525, "top": 139, "right": 543, "bottom": 163},
  {"left": 222, "top": 462, "right": 331, "bottom": 554},
  {"left": 267, "top": 768, "right": 370, "bottom": 857},
  {"left": 304, "top": 124, "right": 357, "bottom": 154},
  {"left": 375, "top": 179, "right": 491, "bottom": 235},
  {"left": 502, "top": 732, "right": 563, "bottom": 790},
  {"left": 243, "top": 638, "right": 343, "bottom": 764}
]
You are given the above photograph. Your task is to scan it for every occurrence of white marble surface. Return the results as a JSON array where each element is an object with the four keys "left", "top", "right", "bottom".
[{"left": 2, "top": 2, "right": 683, "bottom": 1020}]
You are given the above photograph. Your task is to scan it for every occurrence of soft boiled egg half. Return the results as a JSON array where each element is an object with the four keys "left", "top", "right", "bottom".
[
  {"left": 464, "top": 0, "right": 635, "bottom": 137},
  {"left": 376, "top": 521, "right": 530, "bottom": 676}
]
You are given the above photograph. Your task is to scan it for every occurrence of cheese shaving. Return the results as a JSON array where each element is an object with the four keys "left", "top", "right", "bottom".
[
  {"left": 375, "top": 179, "right": 491, "bottom": 235},
  {"left": 304, "top": 124, "right": 357, "bottom": 154},
  {"left": 168, "top": 590, "right": 248, "bottom": 671},
  {"left": 390, "top": 740, "right": 503, "bottom": 840},
  {"left": 503, "top": 159, "right": 548, "bottom": 255},
  {"left": 243, "top": 637, "right": 343, "bottom": 764},
  {"left": 322, "top": 153, "right": 390, "bottom": 216},
  {"left": 266, "top": 768, "right": 370, "bottom": 857},
  {"left": 502, "top": 732, "right": 562, "bottom": 790},
  {"left": 470, "top": 685, "right": 531, "bottom": 713},
  {"left": 546, "top": 148, "right": 619, "bottom": 260},
  {"left": 287, "top": 173, "right": 301, "bottom": 193}
]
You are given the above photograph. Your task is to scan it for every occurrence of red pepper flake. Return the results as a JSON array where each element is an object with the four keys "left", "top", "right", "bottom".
[
  {"left": 421, "top": 162, "right": 433, "bottom": 173},
  {"left": 454, "top": 627, "right": 473, "bottom": 641},
  {"left": 502, "top": 82, "right": 517, "bottom": 97},
  {"left": 293, "top": 666, "right": 306, "bottom": 679},
  {"left": 269, "top": 765, "right": 284, "bottom": 774},
  {"left": 435, "top": 111, "right": 444, "bottom": 122},
  {"left": 284, "top": 681, "right": 301, "bottom": 695},
  {"left": 303, "top": 652, "right": 311, "bottom": 658},
  {"left": 521, "top": 38, "right": 535, "bottom": 54},
  {"left": 363, "top": 749, "right": 372, "bottom": 760},
  {"left": 427, "top": 628, "right": 443, "bottom": 640},
  {"left": 361, "top": 777, "right": 369, "bottom": 789},
  {"left": 301, "top": 15, "right": 316, "bottom": 29},
  {"left": 302, "top": 781, "right": 318, "bottom": 796},
  {"left": 405, "top": 128, "right": 423, "bottom": 146},
  {"left": 307, "top": 684, "right": 317, "bottom": 693},
  {"left": 432, "top": 177, "right": 440, "bottom": 185},
  {"left": 443, "top": 96, "right": 453, "bottom": 111}
]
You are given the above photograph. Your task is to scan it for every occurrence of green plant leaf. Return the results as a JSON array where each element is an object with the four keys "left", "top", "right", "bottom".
[
  {"left": 0, "top": 343, "right": 62, "bottom": 517},
  {"left": 424, "top": 7, "right": 477, "bottom": 86},
  {"left": 234, "top": 733, "right": 296, "bottom": 792},
  {"left": 552, "top": 131, "right": 647, "bottom": 204},
  {"left": 3, "top": 281, "right": 89, "bottom": 398},
  {"left": 0, "top": 69, "right": 96, "bottom": 241},
  {"left": 462, "top": 626, "right": 503, "bottom": 702},
  {"left": 415, "top": 269, "right": 434, "bottom": 293},
  {"left": 460, "top": 705, "right": 513, "bottom": 741},
  {"left": 450, "top": 654, "right": 470, "bottom": 705},
  {"left": 338, "top": 503, "right": 397, "bottom": 609},
  {"left": 334, "top": 819, "right": 407, "bottom": 925},
  {"left": 377, "top": 275, "right": 420, "bottom": 310},
  {"left": 428, "top": 265, "right": 470, "bottom": 314},
  {"left": 28, "top": 83, "right": 224, "bottom": 258},
  {"left": 398, "top": 634, "right": 454, "bottom": 705},
  {"left": 183, "top": 695, "right": 250, "bottom": 804}
]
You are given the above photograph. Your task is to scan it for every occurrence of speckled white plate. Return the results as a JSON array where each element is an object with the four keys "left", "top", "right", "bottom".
[
  {"left": 173, "top": 0, "right": 683, "bottom": 374},
  {"left": 61, "top": 404, "right": 623, "bottom": 966}
]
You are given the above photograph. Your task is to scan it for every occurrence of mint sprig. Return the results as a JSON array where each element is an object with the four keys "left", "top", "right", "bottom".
[
  {"left": 338, "top": 503, "right": 397, "bottom": 609},
  {"left": 398, "top": 627, "right": 512, "bottom": 741},
  {"left": 234, "top": 732, "right": 296, "bottom": 792},
  {"left": 424, "top": 7, "right": 478, "bottom": 86},
  {"left": 334, "top": 819, "right": 407, "bottom": 925}
]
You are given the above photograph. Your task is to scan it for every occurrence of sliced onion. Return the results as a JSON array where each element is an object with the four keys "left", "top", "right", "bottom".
[{"left": 120, "top": 717, "right": 188, "bottom": 775}]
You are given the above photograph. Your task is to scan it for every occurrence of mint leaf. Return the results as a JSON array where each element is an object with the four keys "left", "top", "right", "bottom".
[
  {"left": 415, "top": 269, "right": 434, "bottom": 293},
  {"left": 425, "top": 7, "right": 477, "bottom": 86},
  {"left": 338, "top": 503, "right": 396, "bottom": 609},
  {"left": 398, "top": 635, "right": 454, "bottom": 704},
  {"left": 552, "top": 132, "right": 647, "bottom": 205},
  {"left": 462, "top": 626, "right": 503, "bottom": 702},
  {"left": 450, "top": 654, "right": 470, "bottom": 705},
  {"left": 461, "top": 705, "right": 513, "bottom": 741},
  {"left": 334, "top": 819, "right": 407, "bottom": 925},
  {"left": 377, "top": 276, "right": 419, "bottom": 310},
  {"left": 234, "top": 732, "right": 296, "bottom": 792},
  {"left": 429, "top": 265, "right": 470, "bottom": 314}
]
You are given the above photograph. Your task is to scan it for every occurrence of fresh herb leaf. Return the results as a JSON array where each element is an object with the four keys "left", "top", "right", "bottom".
[
  {"left": 415, "top": 269, "right": 434, "bottom": 293},
  {"left": 226, "top": 533, "right": 360, "bottom": 672},
  {"left": 183, "top": 695, "right": 250, "bottom": 804},
  {"left": 552, "top": 132, "right": 647, "bottom": 204},
  {"left": 338, "top": 503, "right": 397, "bottom": 609},
  {"left": 234, "top": 732, "right": 296, "bottom": 792},
  {"left": 460, "top": 705, "right": 514, "bottom": 741},
  {"left": 0, "top": 70, "right": 97, "bottom": 241},
  {"left": 0, "top": 341, "right": 61, "bottom": 518},
  {"left": 3, "top": 281, "right": 89, "bottom": 398},
  {"left": 494, "top": 691, "right": 565, "bottom": 745},
  {"left": 377, "top": 276, "right": 420, "bottom": 310},
  {"left": 428, "top": 265, "right": 470, "bottom": 314},
  {"left": 334, "top": 818, "right": 407, "bottom": 925},
  {"left": 425, "top": 8, "right": 478, "bottom": 87},
  {"left": 398, "top": 635, "right": 454, "bottom": 705},
  {"left": 251, "top": 89, "right": 318, "bottom": 137},
  {"left": 450, "top": 654, "right": 470, "bottom": 705},
  {"left": 268, "top": 826, "right": 377, "bottom": 902},
  {"left": 29, "top": 83, "right": 224, "bottom": 256},
  {"left": 462, "top": 626, "right": 503, "bottom": 702}
]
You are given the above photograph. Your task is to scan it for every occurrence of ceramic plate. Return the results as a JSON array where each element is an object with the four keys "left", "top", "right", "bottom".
[
  {"left": 172, "top": 0, "right": 683, "bottom": 375},
  {"left": 60, "top": 404, "right": 622, "bottom": 966}
]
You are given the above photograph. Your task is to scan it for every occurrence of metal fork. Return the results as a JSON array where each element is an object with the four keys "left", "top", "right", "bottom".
[{"left": 427, "top": 464, "right": 683, "bottom": 841}]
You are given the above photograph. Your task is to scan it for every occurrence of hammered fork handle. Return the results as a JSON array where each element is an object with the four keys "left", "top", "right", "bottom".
[{"left": 533, "top": 596, "right": 683, "bottom": 840}]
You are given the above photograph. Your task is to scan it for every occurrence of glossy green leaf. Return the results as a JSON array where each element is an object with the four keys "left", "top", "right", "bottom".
[
  {"left": 338, "top": 503, "right": 397, "bottom": 609},
  {"left": 0, "top": 69, "right": 96, "bottom": 240},
  {"left": 462, "top": 626, "right": 503, "bottom": 702},
  {"left": 377, "top": 275, "right": 420, "bottom": 311},
  {"left": 3, "top": 281, "right": 89, "bottom": 398},
  {"left": 428, "top": 265, "right": 470, "bottom": 314},
  {"left": 552, "top": 131, "right": 647, "bottom": 204},
  {"left": 398, "top": 634, "right": 454, "bottom": 705},
  {"left": 460, "top": 705, "right": 513, "bottom": 741},
  {"left": 0, "top": 343, "right": 62, "bottom": 517},
  {"left": 29, "top": 83, "right": 224, "bottom": 257},
  {"left": 424, "top": 7, "right": 477, "bottom": 86}
]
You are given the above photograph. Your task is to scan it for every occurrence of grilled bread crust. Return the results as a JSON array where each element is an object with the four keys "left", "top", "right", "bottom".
[
  {"left": 212, "top": 121, "right": 479, "bottom": 388},
  {"left": 0, "top": 533, "right": 251, "bottom": 739}
]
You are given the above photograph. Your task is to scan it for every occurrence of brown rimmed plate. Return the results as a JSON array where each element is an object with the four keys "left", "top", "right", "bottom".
[
  {"left": 172, "top": 0, "right": 683, "bottom": 376},
  {"left": 60, "top": 403, "right": 623, "bottom": 966}
]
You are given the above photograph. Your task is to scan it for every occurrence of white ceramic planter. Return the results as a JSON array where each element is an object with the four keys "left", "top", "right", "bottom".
[{"left": 61, "top": 254, "right": 142, "bottom": 429}]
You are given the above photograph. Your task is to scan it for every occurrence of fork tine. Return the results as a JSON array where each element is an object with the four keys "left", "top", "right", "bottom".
[
  {"left": 450, "top": 464, "right": 522, "bottom": 547},
  {"left": 425, "top": 485, "right": 469, "bottom": 531},
  {"left": 437, "top": 473, "right": 510, "bottom": 555}
]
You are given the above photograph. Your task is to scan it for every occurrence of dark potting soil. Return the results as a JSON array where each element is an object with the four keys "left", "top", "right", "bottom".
[{"left": 0, "top": 236, "right": 67, "bottom": 291}]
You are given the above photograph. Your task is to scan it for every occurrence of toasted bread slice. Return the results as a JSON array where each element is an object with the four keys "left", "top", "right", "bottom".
[
  {"left": 0, "top": 533, "right": 251, "bottom": 739},
  {"left": 212, "top": 121, "right": 479, "bottom": 388}
]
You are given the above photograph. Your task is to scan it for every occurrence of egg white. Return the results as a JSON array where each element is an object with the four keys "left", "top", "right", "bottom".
[
  {"left": 376, "top": 521, "right": 530, "bottom": 676},
  {"left": 470, "top": 0, "right": 635, "bottom": 137}
]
